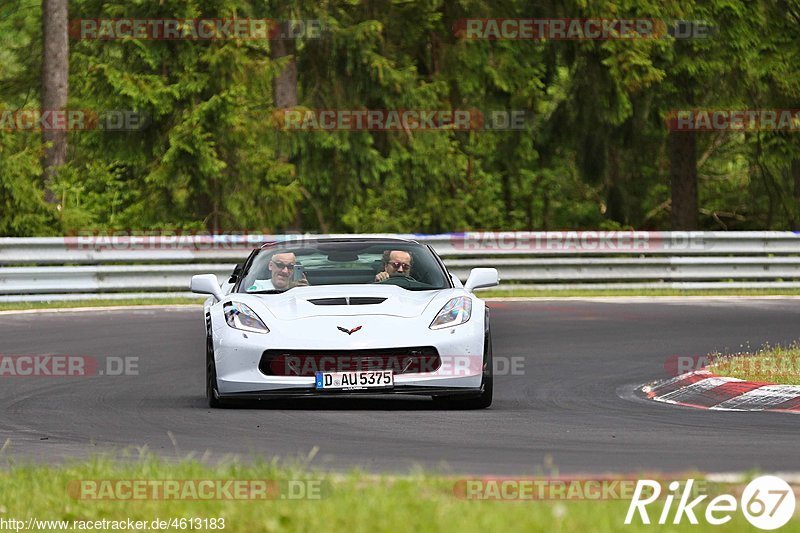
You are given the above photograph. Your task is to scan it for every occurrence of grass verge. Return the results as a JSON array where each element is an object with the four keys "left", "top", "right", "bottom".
[
  {"left": 0, "top": 454, "right": 781, "bottom": 532},
  {"left": 0, "top": 298, "right": 204, "bottom": 312},
  {"left": 2, "top": 289, "right": 800, "bottom": 312},
  {"left": 707, "top": 343, "right": 800, "bottom": 385},
  {"left": 479, "top": 288, "right": 800, "bottom": 298}
]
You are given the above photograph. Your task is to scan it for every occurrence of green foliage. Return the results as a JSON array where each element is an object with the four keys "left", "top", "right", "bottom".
[
  {"left": 0, "top": 0, "right": 55, "bottom": 235},
  {"left": 1, "top": 0, "right": 799, "bottom": 234}
]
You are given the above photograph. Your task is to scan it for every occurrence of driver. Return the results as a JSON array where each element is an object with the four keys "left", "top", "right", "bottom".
[
  {"left": 374, "top": 250, "right": 413, "bottom": 282},
  {"left": 247, "top": 251, "right": 308, "bottom": 291}
]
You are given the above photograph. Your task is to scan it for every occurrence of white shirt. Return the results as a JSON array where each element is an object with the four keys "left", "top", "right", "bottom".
[{"left": 246, "top": 279, "right": 275, "bottom": 291}]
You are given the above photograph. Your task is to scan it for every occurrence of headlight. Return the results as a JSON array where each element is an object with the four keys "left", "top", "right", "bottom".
[
  {"left": 429, "top": 297, "right": 472, "bottom": 330},
  {"left": 224, "top": 302, "right": 270, "bottom": 334}
]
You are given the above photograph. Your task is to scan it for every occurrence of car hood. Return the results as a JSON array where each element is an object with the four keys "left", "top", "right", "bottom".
[{"left": 240, "top": 285, "right": 449, "bottom": 320}]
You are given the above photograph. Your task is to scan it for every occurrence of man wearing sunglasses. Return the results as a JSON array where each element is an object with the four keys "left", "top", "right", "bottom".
[
  {"left": 375, "top": 250, "right": 413, "bottom": 282},
  {"left": 268, "top": 252, "right": 310, "bottom": 290},
  {"left": 248, "top": 251, "right": 309, "bottom": 291}
]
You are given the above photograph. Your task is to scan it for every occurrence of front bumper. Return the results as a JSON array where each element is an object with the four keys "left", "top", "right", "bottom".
[
  {"left": 210, "top": 312, "right": 486, "bottom": 395},
  {"left": 218, "top": 385, "right": 484, "bottom": 401}
]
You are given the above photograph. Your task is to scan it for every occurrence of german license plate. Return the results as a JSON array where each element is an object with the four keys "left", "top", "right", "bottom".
[{"left": 315, "top": 370, "right": 394, "bottom": 390}]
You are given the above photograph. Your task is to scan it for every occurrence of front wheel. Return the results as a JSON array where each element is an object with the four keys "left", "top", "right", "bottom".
[{"left": 206, "top": 332, "right": 225, "bottom": 408}]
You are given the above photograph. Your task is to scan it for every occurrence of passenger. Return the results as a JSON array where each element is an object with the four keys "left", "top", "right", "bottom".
[{"left": 248, "top": 252, "right": 308, "bottom": 291}]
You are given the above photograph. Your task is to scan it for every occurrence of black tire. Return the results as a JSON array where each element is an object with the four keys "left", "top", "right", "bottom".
[
  {"left": 435, "top": 327, "right": 493, "bottom": 409},
  {"left": 206, "top": 329, "right": 225, "bottom": 408},
  {"left": 459, "top": 329, "right": 494, "bottom": 409}
]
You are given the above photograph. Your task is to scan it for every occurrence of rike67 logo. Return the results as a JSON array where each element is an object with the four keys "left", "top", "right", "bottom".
[{"left": 625, "top": 476, "right": 796, "bottom": 530}]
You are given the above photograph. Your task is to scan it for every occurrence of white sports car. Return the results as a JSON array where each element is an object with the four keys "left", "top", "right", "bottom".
[{"left": 191, "top": 238, "right": 499, "bottom": 408}]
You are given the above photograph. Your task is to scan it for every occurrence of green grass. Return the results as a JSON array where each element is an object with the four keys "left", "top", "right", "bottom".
[
  {"left": 0, "top": 298, "right": 204, "bottom": 312},
  {"left": 0, "top": 453, "right": 786, "bottom": 532},
  {"left": 707, "top": 343, "right": 800, "bottom": 385},
  {"left": 479, "top": 288, "right": 800, "bottom": 298},
  {"left": 2, "top": 289, "right": 800, "bottom": 312}
]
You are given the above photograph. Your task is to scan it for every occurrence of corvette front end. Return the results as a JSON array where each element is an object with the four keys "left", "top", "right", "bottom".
[
  {"left": 208, "top": 286, "right": 486, "bottom": 397},
  {"left": 193, "top": 238, "right": 498, "bottom": 408}
]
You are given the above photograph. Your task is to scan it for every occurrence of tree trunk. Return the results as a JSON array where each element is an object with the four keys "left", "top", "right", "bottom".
[
  {"left": 792, "top": 158, "right": 800, "bottom": 230},
  {"left": 271, "top": 33, "right": 305, "bottom": 230},
  {"left": 669, "top": 130, "right": 698, "bottom": 230},
  {"left": 41, "top": 0, "right": 69, "bottom": 204},
  {"left": 270, "top": 36, "right": 297, "bottom": 109},
  {"left": 606, "top": 146, "right": 625, "bottom": 225}
]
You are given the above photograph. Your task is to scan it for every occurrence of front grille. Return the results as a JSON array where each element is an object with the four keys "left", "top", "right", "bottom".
[
  {"left": 259, "top": 347, "right": 441, "bottom": 376},
  {"left": 307, "top": 297, "right": 387, "bottom": 305}
]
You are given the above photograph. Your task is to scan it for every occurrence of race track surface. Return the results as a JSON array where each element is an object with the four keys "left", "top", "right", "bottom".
[{"left": 1, "top": 299, "right": 798, "bottom": 475}]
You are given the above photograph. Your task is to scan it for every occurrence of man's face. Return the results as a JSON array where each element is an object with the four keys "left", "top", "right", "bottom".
[
  {"left": 385, "top": 250, "right": 412, "bottom": 277},
  {"left": 268, "top": 252, "right": 297, "bottom": 289}
]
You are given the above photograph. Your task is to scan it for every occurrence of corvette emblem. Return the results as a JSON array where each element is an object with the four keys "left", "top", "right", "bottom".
[{"left": 337, "top": 325, "right": 363, "bottom": 335}]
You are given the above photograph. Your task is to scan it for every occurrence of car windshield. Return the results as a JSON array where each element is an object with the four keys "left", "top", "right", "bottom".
[{"left": 237, "top": 240, "right": 450, "bottom": 293}]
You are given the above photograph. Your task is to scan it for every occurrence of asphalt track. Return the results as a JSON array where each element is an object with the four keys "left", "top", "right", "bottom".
[{"left": 0, "top": 298, "right": 798, "bottom": 475}]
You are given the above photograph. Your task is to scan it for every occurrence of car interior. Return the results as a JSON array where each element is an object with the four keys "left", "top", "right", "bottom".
[{"left": 240, "top": 243, "right": 448, "bottom": 290}]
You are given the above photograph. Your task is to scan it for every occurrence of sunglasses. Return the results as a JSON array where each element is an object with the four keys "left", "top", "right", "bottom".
[
  {"left": 271, "top": 260, "right": 296, "bottom": 271},
  {"left": 388, "top": 261, "right": 411, "bottom": 271}
]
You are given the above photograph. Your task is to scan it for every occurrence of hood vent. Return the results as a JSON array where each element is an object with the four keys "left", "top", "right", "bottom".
[{"left": 308, "top": 297, "right": 387, "bottom": 306}]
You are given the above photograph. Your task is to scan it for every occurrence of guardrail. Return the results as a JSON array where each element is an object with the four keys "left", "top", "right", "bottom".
[{"left": 1, "top": 231, "right": 800, "bottom": 301}]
